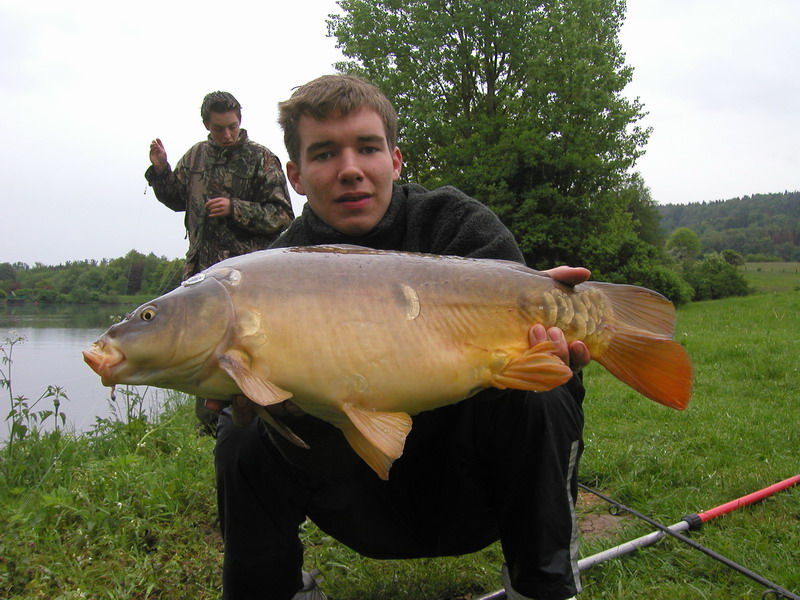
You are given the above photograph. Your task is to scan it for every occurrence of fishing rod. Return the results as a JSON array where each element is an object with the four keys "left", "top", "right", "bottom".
[{"left": 477, "top": 475, "right": 800, "bottom": 600}]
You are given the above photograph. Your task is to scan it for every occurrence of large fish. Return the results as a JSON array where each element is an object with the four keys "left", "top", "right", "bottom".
[{"left": 83, "top": 245, "right": 692, "bottom": 479}]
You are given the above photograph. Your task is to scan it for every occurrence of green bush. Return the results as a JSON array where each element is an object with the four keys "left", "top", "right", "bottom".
[
  {"left": 614, "top": 262, "right": 694, "bottom": 306},
  {"left": 720, "top": 249, "right": 745, "bottom": 266},
  {"left": 683, "top": 252, "right": 750, "bottom": 300},
  {"left": 587, "top": 236, "right": 693, "bottom": 306},
  {"left": 11, "top": 288, "right": 63, "bottom": 303}
]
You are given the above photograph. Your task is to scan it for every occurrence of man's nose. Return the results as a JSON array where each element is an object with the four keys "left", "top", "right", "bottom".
[{"left": 338, "top": 150, "right": 364, "bottom": 182}]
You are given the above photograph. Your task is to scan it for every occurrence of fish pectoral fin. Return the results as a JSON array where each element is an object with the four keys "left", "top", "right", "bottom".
[
  {"left": 340, "top": 403, "right": 412, "bottom": 480},
  {"left": 218, "top": 352, "right": 293, "bottom": 406},
  {"left": 253, "top": 405, "right": 310, "bottom": 449},
  {"left": 491, "top": 340, "right": 573, "bottom": 392}
]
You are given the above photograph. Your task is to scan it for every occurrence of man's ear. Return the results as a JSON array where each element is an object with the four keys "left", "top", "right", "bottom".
[
  {"left": 286, "top": 161, "right": 306, "bottom": 195},
  {"left": 392, "top": 147, "right": 403, "bottom": 181}
]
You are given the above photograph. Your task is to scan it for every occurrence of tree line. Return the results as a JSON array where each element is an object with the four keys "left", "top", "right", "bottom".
[
  {"left": 0, "top": 251, "right": 183, "bottom": 304},
  {"left": 657, "top": 191, "right": 800, "bottom": 261}
]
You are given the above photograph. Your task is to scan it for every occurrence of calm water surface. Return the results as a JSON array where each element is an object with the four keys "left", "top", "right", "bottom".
[{"left": 0, "top": 303, "right": 166, "bottom": 437}]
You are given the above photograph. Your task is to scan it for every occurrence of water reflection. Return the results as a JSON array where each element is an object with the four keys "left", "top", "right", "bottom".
[{"left": 1, "top": 303, "right": 166, "bottom": 438}]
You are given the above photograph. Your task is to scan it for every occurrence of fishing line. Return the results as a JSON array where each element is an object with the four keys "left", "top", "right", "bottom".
[{"left": 578, "top": 483, "right": 800, "bottom": 600}]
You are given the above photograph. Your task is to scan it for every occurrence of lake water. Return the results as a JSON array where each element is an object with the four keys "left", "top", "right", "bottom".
[{"left": 0, "top": 303, "right": 167, "bottom": 438}]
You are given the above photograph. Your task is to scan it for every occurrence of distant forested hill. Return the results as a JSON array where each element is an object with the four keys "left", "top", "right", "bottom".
[{"left": 657, "top": 191, "right": 800, "bottom": 260}]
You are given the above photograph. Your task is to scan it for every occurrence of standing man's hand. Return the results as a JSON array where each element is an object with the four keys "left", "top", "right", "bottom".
[
  {"left": 149, "top": 138, "right": 168, "bottom": 173},
  {"left": 206, "top": 197, "right": 232, "bottom": 218}
]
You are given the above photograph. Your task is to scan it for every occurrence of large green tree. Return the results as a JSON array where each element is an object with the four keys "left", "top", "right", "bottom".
[{"left": 329, "top": 0, "right": 650, "bottom": 269}]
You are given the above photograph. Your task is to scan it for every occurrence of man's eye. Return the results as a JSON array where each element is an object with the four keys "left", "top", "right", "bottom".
[
  {"left": 361, "top": 146, "right": 379, "bottom": 154},
  {"left": 313, "top": 151, "right": 333, "bottom": 161}
]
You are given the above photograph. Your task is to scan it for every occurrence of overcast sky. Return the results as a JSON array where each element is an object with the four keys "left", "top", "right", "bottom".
[{"left": 1, "top": 0, "right": 798, "bottom": 266}]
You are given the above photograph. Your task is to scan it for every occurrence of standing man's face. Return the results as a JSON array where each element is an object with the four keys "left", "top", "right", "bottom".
[
  {"left": 205, "top": 111, "right": 241, "bottom": 147},
  {"left": 286, "top": 107, "right": 402, "bottom": 236}
]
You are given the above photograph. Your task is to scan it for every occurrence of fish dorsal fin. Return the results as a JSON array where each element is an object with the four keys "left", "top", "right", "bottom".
[
  {"left": 490, "top": 340, "right": 573, "bottom": 392},
  {"left": 340, "top": 403, "right": 412, "bottom": 480},
  {"left": 218, "top": 352, "right": 293, "bottom": 406},
  {"left": 253, "top": 405, "right": 310, "bottom": 449},
  {"left": 588, "top": 281, "right": 676, "bottom": 337}
]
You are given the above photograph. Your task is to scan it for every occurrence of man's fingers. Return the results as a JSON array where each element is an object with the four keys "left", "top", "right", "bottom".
[
  {"left": 529, "top": 324, "right": 591, "bottom": 369},
  {"left": 529, "top": 324, "right": 569, "bottom": 365},
  {"left": 543, "top": 266, "right": 591, "bottom": 286}
]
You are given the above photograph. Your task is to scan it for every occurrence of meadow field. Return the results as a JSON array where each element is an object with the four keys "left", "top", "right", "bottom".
[
  {"left": 741, "top": 261, "right": 800, "bottom": 293},
  {"left": 1, "top": 266, "right": 798, "bottom": 599}
]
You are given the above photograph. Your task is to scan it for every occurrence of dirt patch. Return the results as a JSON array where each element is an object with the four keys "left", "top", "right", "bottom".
[{"left": 577, "top": 489, "right": 627, "bottom": 540}]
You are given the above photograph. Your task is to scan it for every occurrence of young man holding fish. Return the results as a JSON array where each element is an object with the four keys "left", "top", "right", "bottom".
[
  {"left": 146, "top": 91, "right": 295, "bottom": 433},
  {"left": 213, "top": 75, "right": 589, "bottom": 600}
]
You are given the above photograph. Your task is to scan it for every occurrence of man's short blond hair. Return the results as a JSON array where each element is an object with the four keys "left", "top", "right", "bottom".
[{"left": 278, "top": 74, "right": 398, "bottom": 164}]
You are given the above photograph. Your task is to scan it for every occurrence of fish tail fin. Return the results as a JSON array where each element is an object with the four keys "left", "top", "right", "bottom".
[
  {"left": 491, "top": 340, "right": 573, "bottom": 392},
  {"left": 588, "top": 281, "right": 692, "bottom": 410},
  {"left": 595, "top": 327, "right": 692, "bottom": 410}
]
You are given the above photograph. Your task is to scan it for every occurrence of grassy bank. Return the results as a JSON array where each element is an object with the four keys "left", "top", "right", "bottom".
[{"left": 2, "top": 286, "right": 799, "bottom": 598}]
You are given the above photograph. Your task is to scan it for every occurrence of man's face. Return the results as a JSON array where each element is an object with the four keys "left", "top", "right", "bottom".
[
  {"left": 205, "top": 111, "right": 241, "bottom": 147},
  {"left": 286, "top": 108, "right": 402, "bottom": 236}
]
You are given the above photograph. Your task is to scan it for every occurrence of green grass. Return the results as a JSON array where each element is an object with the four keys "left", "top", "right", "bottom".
[
  {"left": 578, "top": 289, "right": 800, "bottom": 599},
  {"left": 741, "top": 261, "right": 800, "bottom": 293},
  {"left": 2, "top": 282, "right": 800, "bottom": 598}
]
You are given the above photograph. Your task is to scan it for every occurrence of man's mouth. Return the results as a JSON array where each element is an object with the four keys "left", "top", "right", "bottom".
[{"left": 336, "top": 193, "right": 371, "bottom": 205}]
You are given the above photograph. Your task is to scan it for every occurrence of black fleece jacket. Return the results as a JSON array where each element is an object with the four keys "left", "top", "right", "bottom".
[{"left": 270, "top": 183, "right": 524, "bottom": 263}]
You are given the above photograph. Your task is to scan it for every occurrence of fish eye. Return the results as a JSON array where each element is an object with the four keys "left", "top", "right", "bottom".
[{"left": 140, "top": 307, "right": 157, "bottom": 322}]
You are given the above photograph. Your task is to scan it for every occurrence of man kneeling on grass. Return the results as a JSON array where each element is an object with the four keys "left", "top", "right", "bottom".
[{"left": 209, "top": 74, "right": 589, "bottom": 600}]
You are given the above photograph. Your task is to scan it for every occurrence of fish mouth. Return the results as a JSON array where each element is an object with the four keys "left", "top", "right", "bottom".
[{"left": 82, "top": 341, "right": 125, "bottom": 386}]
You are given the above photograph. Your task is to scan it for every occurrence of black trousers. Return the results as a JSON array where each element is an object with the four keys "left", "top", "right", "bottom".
[{"left": 214, "top": 377, "right": 584, "bottom": 600}]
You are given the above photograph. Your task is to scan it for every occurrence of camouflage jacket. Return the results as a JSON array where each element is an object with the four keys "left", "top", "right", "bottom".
[{"left": 145, "top": 129, "right": 294, "bottom": 278}]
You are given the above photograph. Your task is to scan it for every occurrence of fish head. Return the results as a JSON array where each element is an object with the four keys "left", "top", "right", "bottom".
[{"left": 83, "top": 272, "right": 235, "bottom": 390}]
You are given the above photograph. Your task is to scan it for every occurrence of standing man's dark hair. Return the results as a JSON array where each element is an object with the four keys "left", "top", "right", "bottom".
[
  {"left": 145, "top": 91, "right": 294, "bottom": 434},
  {"left": 201, "top": 91, "right": 242, "bottom": 125}
]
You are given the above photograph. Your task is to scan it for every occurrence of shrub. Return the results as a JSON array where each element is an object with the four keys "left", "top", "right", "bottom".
[
  {"left": 683, "top": 252, "right": 750, "bottom": 300},
  {"left": 615, "top": 262, "right": 694, "bottom": 306}
]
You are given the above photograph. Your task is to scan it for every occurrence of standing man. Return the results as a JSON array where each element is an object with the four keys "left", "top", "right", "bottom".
[
  {"left": 146, "top": 91, "right": 294, "bottom": 431},
  {"left": 214, "top": 75, "right": 588, "bottom": 600}
]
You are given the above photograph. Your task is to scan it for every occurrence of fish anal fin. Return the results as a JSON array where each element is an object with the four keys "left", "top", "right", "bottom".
[
  {"left": 595, "top": 328, "right": 692, "bottom": 410},
  {"left": 491, "top": 340, "right": 573, "bottom": 392},
  {"left": 218, "top": 352, "right": 293, "bottom": 407},
  {"left": 253, "top": 405, "right": 310, "bottom": 449},
  {"left": 341, "top": 403, "right": 412, "bottom": 480}
]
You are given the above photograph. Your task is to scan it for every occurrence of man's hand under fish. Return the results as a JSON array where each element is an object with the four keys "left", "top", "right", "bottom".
[{"left": 202, "top": 265, "right": 593, "bottom": 415}]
